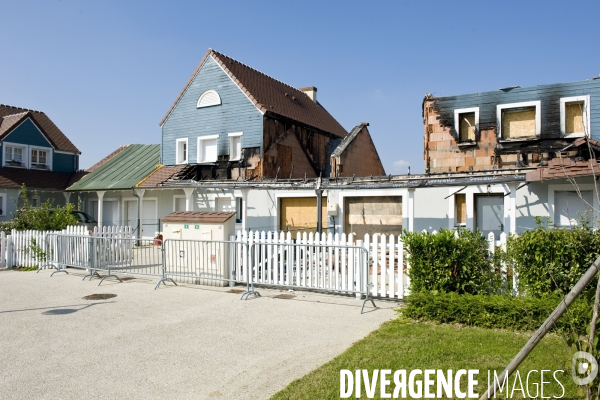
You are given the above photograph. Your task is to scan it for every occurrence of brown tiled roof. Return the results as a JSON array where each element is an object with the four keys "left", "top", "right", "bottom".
[
  {"left": 138, "top": 165, "right": 185, "bottom": 188},
  {"left": 162, "top": 211, "right": 236, "bottom": 223},
  {"left": 526, "top": 157, "right": 600, "bottom": 181},
  {"left": 0, "top": 105, "right": 80, "bottom": 153},
  {"left": 87, "top": 144, "right": 130, "bottom": 172},
  {"left": 0, "top": 167, "right": 85, "bottom": 190},
  {"left": 160, "top": 49, "right": 347, "bottom": 138}
]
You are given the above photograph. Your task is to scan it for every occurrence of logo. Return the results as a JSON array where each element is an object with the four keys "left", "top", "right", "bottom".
[{"left": 572, "top": 351, "right": 598, "bottom": 385}]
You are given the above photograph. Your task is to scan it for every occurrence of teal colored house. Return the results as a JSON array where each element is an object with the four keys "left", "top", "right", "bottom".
[{"left": 0, "top": 104, "right": 84, "bottom": 219}]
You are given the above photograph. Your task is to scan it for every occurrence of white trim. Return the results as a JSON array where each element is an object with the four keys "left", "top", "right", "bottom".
[
  {"left": 3, "top": 118, "right": 55, "bottom": 149},
  {"left": 548, "top": 183, "right": 599, "bottom": 227},
  {"left": 497, "top": 100, "right": 541, "bottom": 140},
  {"left": 197, "top": 135, "right": 219, "bottom": 163},
  {"left": 211, "top": 55, "right": 266, "bottom": 116},
  {"left": 3, "top": 142, "right": 27, "bottom": 168},
  {"left": 228, "top": 132, "right": 243, "bottom": 161},
  {"left": 453, "top": 107, "right": 479, "bottom": 142},
  {"left": 175, "top": 138, "right": 188, "bottom": 164},
  {"left": 560, "top": 95, "right": 591, "bottom": 138},
  {"left": 196, "top": 89, "right": 221, "bottom": 108},
  {"left": 30, "top": 146, "right": 53, "bottom": 171}
]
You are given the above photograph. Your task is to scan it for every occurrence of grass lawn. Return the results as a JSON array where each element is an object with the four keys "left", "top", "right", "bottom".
[{"left": 272, "top": 319, "right": 580, "bottom": 399}]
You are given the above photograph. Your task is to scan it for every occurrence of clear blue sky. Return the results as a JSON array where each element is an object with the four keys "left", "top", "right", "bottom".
[{"left": 2, "top": 1, "right": 599, "bottom": 173}]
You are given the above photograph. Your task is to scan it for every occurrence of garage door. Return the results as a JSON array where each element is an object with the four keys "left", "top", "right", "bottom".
[
  {"left": 344, "top": 196, "right": 402, "bottom": 237},
  {"left": 280, "top": 197, "right": 327, "bottom": 234}
]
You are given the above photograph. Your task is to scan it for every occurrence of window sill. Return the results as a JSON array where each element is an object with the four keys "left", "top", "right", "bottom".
[
  {"left": 457, "top": 142, "right": 477, "bottom": 148},
  {"left": 563, "top": 132, "right": 586, "bottom": 139},
  {"left": 498, "top": 137, "right": 539, "bottom": 143}
]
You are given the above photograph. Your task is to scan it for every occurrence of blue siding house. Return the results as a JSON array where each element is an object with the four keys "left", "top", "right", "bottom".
[
  {"left": 0, "top": 104, "right": 84, "bottom": 219},
  {"left": 159, "top": 49, "right": 349, "bottom": 180}
]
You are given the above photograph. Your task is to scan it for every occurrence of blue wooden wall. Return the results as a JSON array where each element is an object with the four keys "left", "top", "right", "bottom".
[
  {"left": 432, "top": 79, "right": 600, "bottom": 139},
  {"left": 1, "top": 118, "right": 78, "bottom": 172},
  {"left": 161, "top": 56, "right": 264, "bottom": 165}
]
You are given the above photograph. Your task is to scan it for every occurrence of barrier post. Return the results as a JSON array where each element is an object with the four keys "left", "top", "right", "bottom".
[
  {"left": 154, "top": 239, "right": 177, "bottom": 290},
  {"left": 241, "top": 243, "right": 260, "bottom": 300},
  {"left": 360, "top": 243, "right": 376, "bottom": 314}
]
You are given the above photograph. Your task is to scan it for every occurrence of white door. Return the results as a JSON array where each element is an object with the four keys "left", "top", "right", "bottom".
[
  {"left": 90, "top": 200, "right": 118, "bottom": 226},
  {"left": 141, "top": 199, "right": 157, "bottom": 239},
  {"left": 126, "top": 200, "right": 137, "bottom": 230},
  {"left": 174, "top": 197, "right": 186, "bottom": 212}
]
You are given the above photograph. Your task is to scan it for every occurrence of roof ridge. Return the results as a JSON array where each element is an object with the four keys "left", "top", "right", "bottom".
[
  {"left": 210, "top": 50, "right": 304, "bottom": 95},
  {"left": 0, "top": 104, "right": 45, "bottom": 114}
]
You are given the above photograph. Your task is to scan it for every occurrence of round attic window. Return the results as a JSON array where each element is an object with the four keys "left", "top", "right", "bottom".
[{"left": 197, "top": 90, "right": 221, "bottom": 108}]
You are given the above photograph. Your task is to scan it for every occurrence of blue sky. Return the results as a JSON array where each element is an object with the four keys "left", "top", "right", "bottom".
[{"left": 2, "top": 1, "right": 600, "bottom": 172}]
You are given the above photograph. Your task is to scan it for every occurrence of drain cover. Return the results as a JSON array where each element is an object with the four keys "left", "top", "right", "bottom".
[
  {"left": 273, "top": 294, "right": 296, "bottom": 300},
  {"left": 82, "top": 293, "right": 117, "bottom": 300},
  {"left": 227, "top": 289, "right": 245, "bottom": 294}
]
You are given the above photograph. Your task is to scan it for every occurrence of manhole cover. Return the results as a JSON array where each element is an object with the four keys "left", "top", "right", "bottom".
[
  {"left": 273, "top": 294, "right": 296, "bottom": 300},
  {"left": 82, "top": 293, "right": 117, "bottom": 300},
  {"left": 43, "top": 309, "right": 78, "bottom": 315},
  {"left": 227, "top": 289, "right": 245, "bottom": 294}
]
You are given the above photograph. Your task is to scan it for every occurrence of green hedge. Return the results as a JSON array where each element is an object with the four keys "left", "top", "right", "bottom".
[
  {"left": 401, "top": 291, "right": 589, "bottom": 333},
  {"left": 402, "top": 228, "right": 492, "bottom": 294}
]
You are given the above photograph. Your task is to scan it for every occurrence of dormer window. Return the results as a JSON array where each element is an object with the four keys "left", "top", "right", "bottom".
[
  {"left": 176, "top": 138, "right": 188, "bottom": 164},
  {"left": 454, "top": 107, "right": 479, "bottom": 145},
  {"left": 560, "top": 95, "right": 590, "bottom": 138},
  {"left": 497, "top": 101, "right": 541, "bottom": 140},
  {"left": 31, "top": 149, "right": 48, "bottom": 169},
  {"left": 197, "top": 90, "right": 221, "bottom": 108},
  {"left": 5, "top": 145, "right": 24, "bottom": 167}
]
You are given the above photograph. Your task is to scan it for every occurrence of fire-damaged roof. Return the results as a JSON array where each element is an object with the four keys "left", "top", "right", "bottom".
[
  {"left": 0, "top": 104, "right": 80, "bottom": 153},
  {"left": 526, "top": 138, "right": 600, "bottom": 181},
  {"left": 160, "top": 49, "right": 347, "bottom": 138}
]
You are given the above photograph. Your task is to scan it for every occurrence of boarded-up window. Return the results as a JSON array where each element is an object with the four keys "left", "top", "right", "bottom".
[
  {"left": 280, "top": 197, "right": 327, "bottom": 234},
  {"left": 502, "top": 107, "right": 536, "bottom": 139},
  {"left": 344, "top": 196, "right": 402, "bottom": 237},
  {"left": 565, "top": 102, "right": 584, "bottom": 134},
  {"left": 455, "top": 193, "right": 466, "bottom": 225},
  {"left": 459, "top": 113, "right": 476, "bottom": 142}
]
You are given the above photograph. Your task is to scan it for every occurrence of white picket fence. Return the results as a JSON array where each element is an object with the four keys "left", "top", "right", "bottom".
[
  {"left": 234, "top": 230, "right": 409, "bottom": 299},
  {"left": 5, "top": 225, "right": 133, "bottom": 269}
]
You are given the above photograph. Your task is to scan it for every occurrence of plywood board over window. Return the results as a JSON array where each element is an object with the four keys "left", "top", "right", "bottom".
[
  {"left": 502, "top": 108, "right": 536, "bottom": 138},
  {"left": 344, "top": 196, "right": 402, "bottom": 237},
  {"left": 459, "top": 113, "right": 476, "bottom": 142},
  {"left": 566, "top": 102, "right": 584, "bottom": 134},
  {"left": 455, "top": 193, "right": 466, "bottom": 225},
  {"left": 280, "top": 197, "right": 327, "bottom": 234}
]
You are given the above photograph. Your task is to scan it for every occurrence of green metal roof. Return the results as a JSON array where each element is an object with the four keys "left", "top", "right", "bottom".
[{"left": 68, "top": 144, "right": 160, "bottom": 191}]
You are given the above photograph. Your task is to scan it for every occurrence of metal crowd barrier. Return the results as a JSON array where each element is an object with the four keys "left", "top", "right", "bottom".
[
  {"left": 247, "top": 241, "right": 376, "bottom": 313},
  {"left": 37, "top": 234, "right": 376, "bottom": 313},
  {"left": 162, "top": 238, "right": 248, "bottom": 291},
  {"left": 38, "top": 233, "right": 93, "bottom": 277}
]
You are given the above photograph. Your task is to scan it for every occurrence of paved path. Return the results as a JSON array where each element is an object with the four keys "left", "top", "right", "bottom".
[{"left": 0, "top": 269, "right": 396, "bottom": 399}]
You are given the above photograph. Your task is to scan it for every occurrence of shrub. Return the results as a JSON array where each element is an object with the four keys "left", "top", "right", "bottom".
[
  {"left": 506, "top": 217, "right": 600, "bottom": 297},
  {"left": 402, "top": 228, "right": 492, "bottom": 294},
  {"left": 401, "top": 291, "right": 589, "bottom": 333},
  {"left": 0, "top": 184, "right": 78, "bottom": 235}
]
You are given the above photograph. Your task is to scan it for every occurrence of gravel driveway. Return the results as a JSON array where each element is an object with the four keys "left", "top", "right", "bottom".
[{"left": 0, "top": 269, "right": 396, "bottom": 399}]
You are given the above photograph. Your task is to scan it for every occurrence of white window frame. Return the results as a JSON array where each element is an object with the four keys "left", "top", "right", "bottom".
[
  {"left": 3, "top": 142, "right": 27, "bottom": 168},
  {"left": 0, "top": 193, "right": 6, "bottom": 217},
  {"left": 560, "top": 95, "right": 591, "bottom": 138},
  {"left": 176, "top": 138, "right": 188, "bottom": 165},
  {"left": 29, "top": 146, "right": 53, "bottom": 170},
  {"left": 496, "top": 100, "right": 541, "bottom": 140},
  {"left": 197, "top": 135, "right": 219, "bottom": 163},
  {"left": 454, "top": 107, "right": 479, "bottom": 143},
  {"left": 196, "top": 89, "right": 221, "bottom": 108},
  {"left": 228, "top": 132, "right": 243, "bottom": 161}
]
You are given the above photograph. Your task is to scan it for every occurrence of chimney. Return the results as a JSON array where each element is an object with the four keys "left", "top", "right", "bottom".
[{"left": 299, "top": 86, "right": 317, "bottom": 102}]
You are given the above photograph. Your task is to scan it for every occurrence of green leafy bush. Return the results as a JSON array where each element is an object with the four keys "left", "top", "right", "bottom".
[
  {"left": 402, "top": 228, "right": 492, "bottom": 294},
  {"left": 401, "top": 291, "right": 589, "bottom": 333},
  {"left": 507, "top": 217, "right": 600, "bottom": 297},
  {"left": 0, "top": 184, "right": 78, "bottom": 235}
]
